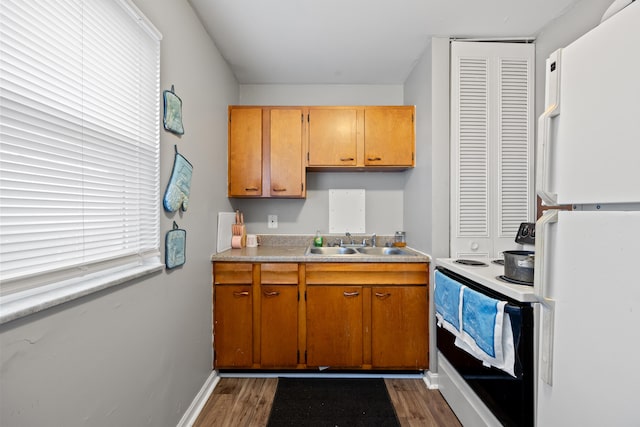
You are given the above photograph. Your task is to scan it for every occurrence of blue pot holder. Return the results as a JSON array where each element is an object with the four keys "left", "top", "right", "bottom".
[
  {"left": 163, "top": 145, "right": 192, "bottom": 213},
  {"left": 165, "top": 221, "right": 186, "bottom": 269}
]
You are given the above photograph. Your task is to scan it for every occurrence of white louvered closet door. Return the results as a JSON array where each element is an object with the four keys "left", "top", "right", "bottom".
[{"left": 450, "top": 42, "right": 534, "bottom": 258}]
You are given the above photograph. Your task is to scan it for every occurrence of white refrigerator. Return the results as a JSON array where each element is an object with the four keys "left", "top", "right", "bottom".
[{"left": 535, "top": 1, "right": 640, "bottom": 425}]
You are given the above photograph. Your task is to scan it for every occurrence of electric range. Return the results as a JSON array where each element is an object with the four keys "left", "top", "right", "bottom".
[{"left": 435, "top": 257, "right": 537, "bottom": 303}]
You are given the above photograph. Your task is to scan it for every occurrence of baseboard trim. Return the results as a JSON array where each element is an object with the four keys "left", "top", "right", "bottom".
[
  {"left": 423, "top": 370, "right": 439, "bottom": 389},
  {"left": 177, "top": 370, "right": 220, "bottom": 427}
]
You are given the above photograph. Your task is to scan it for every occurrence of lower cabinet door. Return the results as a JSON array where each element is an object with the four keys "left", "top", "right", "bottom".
[
  {"left": 306, "top": 285, "right": 363, "bottom": 367},
  {"left": 260, "top": 285, "right": 298, "bottom": 367},
  {"left": 371, "top": 286, "right": 428, "bottom": 369},
  {"left": 214, "top": 285, "right": 253, "bottom": 368}
]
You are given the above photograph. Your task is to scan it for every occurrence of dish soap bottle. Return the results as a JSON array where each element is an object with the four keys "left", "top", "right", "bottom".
[{"left": 313, "top": 230, "right": 323, "bottom": 247}]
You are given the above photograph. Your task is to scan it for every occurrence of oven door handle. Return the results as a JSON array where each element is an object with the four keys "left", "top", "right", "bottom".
[{"left": 535, "top": 209, "right": 558, "bottom": 386}]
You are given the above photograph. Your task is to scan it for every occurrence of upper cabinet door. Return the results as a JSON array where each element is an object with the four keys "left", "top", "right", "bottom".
[
  {"left": 270, "top": 109, "right": 305, "bottom": 197},
  {"left": 364, "top": 107, "right": 415, "bottom": 167},
  {"left": 228, "top": 107, "right": 263, "bottom": 197},
  {"left": 307, "top": 108, "right": 358, "bottom": 167}
]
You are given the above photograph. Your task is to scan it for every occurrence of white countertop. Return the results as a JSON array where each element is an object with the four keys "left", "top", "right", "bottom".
[{"left": 435, "top": 257, "right": 538, "bottom": 303}]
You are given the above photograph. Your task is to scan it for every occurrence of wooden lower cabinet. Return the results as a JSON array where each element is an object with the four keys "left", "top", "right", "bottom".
[
  {"left": 260, "top": 284, "right": 298, "bottom": 367},
  {"left": 305, "top": 263, "right": 429, "bottom": 370},
  {"left": 371, "top": 286, "right": 428, "bottom": 369},
  {"left": 214, "top": 284, "right": 253, "bottom": 368},
  {"left": 213, "top": 261, "right": 429, "bottom": 370},
  {"left": 306, "top": 286, "right": 364, "bottom": 367}
]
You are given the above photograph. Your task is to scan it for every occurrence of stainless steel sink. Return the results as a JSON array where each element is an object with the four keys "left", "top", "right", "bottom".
[
  {"left": 306, "top": 246, "right": 358, "bottom": 255},
  {"left": 356, "top": 247, "right": 414, "bottom": 256},
  {"left": 305, "top": 246, "right": 415, "bottom": 256}
]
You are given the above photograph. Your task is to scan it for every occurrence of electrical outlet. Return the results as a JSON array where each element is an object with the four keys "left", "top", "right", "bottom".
[{"left": 268, "top": 214, "right": 278, "bottom": 229}]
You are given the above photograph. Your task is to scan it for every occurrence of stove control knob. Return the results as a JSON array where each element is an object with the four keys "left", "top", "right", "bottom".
[{"left": 470, "top": 242, "right": 479, "bottom": 251}]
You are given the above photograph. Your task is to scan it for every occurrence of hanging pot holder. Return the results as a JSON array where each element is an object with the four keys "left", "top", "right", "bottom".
[
  {"left": 163, "top": 85, "right": 184, "bottom": 135},
  {"left": 165, "top": 221, "right": 186, "bottom": 269},
  {"left": 163, "top": 145, "right": 193, "bottom": 212}
]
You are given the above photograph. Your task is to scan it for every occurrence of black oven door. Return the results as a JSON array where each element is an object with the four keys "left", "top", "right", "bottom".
[{"left": 436, "top": 267, "right": 534, "bottom": 427}]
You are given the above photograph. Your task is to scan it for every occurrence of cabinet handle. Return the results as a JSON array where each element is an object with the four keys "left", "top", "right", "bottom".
[
  {"left": 375, "top": 292, "right": 391, "bottom": 299},
  {"left": 343, "top": 291, "right": 360, "bottom": 297},
  {"left": 233, "top": 291, "right": 250, "bottom": 297},
  {"left": 263, "top": 290, "right": 280, "bottom": 297},
  {"left": 244, "top": 187, "right": 259, "bottom": 191},
  {"left": 367, "top": 156, "right": 382, "bottom": 161},
  {"left": 272, "top": 187, "right": 287, "bottom": 192},
  {"left": 339, "top": 157, "right": 355, "bottom": 161}
]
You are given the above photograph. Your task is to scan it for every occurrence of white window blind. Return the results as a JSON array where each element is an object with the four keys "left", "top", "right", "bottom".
[{"left": 0, "top": 0, "right": 162, "bottom": 294}]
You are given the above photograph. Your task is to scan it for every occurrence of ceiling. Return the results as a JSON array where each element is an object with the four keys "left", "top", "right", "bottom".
[{"left": 188, "top": 0, "right": 583, "bottom": 84}]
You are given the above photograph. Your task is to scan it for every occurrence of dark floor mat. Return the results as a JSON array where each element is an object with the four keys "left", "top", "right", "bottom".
[{"left": 266, "top": 377, "right": 401, "bottom": 427}]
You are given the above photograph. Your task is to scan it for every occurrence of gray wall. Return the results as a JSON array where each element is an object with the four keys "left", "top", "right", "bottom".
[
  {"left": 232, "top": 84, "right": 409, "bottom": 238},
  {"left": 402, "top": 37, "right": 451, "bottom": 260},
  {"left": 0, "top": 0, "right": 238, "bottom": 425},
  {"left": 403, "top": 43, "right": 433, "bottom": 255},
  {"left": 0, "top": 0, "right": 617, "bottom": 425},
  {"left": 403, "top": 37, "right": 452, "bottom": 373}
]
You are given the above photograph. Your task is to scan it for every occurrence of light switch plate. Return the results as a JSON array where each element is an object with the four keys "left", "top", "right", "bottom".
[{"left": 329, "top": 189, "right": 365, "bottom": 233}]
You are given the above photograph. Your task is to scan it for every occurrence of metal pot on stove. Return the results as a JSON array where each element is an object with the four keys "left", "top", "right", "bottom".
[{"left": 503, "top": 250, "right": 535, "bottom": 283}]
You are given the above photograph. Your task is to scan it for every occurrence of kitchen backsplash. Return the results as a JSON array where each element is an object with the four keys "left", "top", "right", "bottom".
[{"left": 257, "top": 234, "right": 396, "bottom": 247}]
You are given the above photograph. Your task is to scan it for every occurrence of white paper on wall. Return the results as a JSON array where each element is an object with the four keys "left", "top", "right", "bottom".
[{"left": 329, "top": 189, "right": 365, "bottom": 233}]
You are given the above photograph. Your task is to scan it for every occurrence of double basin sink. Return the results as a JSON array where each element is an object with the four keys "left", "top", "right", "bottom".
[{"left": 305, "top": 246, "right": 415, "bottom": 257}]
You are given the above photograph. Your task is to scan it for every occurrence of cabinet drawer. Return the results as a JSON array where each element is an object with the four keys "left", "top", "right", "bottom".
[
  {"left": 214, "top": 262, "right": 253, "bottom": 284},
  {"left": 305, "top": 263, "right": 429, "bottom": 285},
  {"left": 261, "top": 263, "right": 298, "bottom": 284}
]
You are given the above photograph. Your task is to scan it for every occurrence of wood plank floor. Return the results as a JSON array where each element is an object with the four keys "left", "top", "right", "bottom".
[{"left": 194, "top": 377, "right": 461, "bottom": 427}]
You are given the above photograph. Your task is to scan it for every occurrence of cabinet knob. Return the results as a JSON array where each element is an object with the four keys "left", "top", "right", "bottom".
[
  {"left": 339, "top": 157, "right": 355, "bottom": 162},
  {"left": 367, "top": 156, "right": 383, "bottom": 161},
  {"left": 272, "top": 187, "right": 287, "bottom": 192},
  {"left": 244, "top": 187, "right": 259, "bottom": 192}
]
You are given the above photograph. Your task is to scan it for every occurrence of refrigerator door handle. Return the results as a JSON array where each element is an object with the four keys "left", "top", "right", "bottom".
[
  {"left": 535, "top": 209, "right": 558, "bottom": 385},
  {"left": 536, "top": 106, "right": 559, "bottom": 206},
  {"left": 536, "top": 49, "right": 562, "bottom": 207}
]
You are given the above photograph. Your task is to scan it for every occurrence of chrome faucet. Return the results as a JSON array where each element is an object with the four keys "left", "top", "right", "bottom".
[
  {"left": 361, "top": 233, "right": 377, "bottom": 247},
  {"left": 345, "top": 232, "right": 355, "bottom": 245}
]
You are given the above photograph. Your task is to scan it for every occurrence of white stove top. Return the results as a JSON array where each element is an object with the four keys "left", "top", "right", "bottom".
[{"left": 435, "top": 257, "right": 538, "bottom": 303}]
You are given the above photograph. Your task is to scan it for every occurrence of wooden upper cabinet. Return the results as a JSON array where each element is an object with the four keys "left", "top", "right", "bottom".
[
  {"left": 270, "top": 109, "right": 305, "bottom": 197},
  {"left": 364, "top": 107, "right": 415, "bottom": 167},
  {"left": 228, "top": 107, "right": 263, "bottom": 197},
  {"left": 307, "top": 106, "right": 415, "bottom": 170},
  {"left": 228, "top": 105, "right": 414, "bottom": 196},
  {"left": 307, "top": 108, "right": 358, "bottom": 167},
  {"left": 228, "top": 106, "right": 306, "bottom": 198}
]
